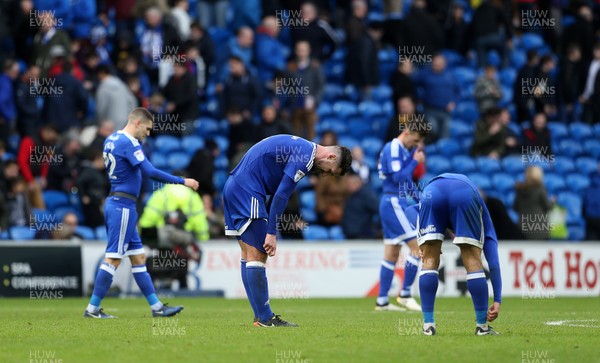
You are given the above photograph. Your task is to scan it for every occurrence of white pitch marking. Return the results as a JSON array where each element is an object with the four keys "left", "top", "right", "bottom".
[{"left": 545, "top": 319, "right": 599, "bottom": 328}]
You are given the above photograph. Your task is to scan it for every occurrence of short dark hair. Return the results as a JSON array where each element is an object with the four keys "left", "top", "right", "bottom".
[
  {"left": 128, "top": 107, "right": 153, "bottom": 124},
  {"left": 400, "top": 116, "right": 430, "bottom": 138},
  {"left": 338, "top": 146, "right": 353, "bottom": 176}
]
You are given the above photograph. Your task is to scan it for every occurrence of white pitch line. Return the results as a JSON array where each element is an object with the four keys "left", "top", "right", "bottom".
[{"left": 545, "top": 319, "right": 600, "bottom": 328}]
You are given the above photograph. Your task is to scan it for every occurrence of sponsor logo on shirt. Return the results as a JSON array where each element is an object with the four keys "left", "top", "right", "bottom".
[
  {"left": 294, "top": 170, "right": 306, "bottom": 183},
  {"left": 134, "top": 149, "right": 145, "bottom": 162}
]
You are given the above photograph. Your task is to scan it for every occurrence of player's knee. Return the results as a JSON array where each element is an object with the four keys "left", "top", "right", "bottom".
[
  {"left": 104, "top": 257, "right": 122, "bottom": 269},
  {"left": 246, "top": 245, "right": 267, "bottom": 263},
  {"left": 129, "top": 254, "right": 146, "bottom": 265},
  {"left": 459, "top": 245, "right": 483, "bottom": 272}
]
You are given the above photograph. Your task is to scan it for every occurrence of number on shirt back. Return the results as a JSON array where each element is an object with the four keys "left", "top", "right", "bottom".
[{"left": 103, "top": 152, "right": 117, "bottom": 179}]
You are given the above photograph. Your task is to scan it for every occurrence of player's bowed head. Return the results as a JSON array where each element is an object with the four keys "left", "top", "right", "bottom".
[{"left": 312, "top": 145, "right": 353, "bottom": 177}]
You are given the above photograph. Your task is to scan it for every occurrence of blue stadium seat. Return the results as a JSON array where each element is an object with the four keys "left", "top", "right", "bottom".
[
  {"left": 75, "top": 226, "right": 95, "bottom": 240},
  {"left": 453, "top": 101, "right": 479, "bottom": 124},
  {"left": 361, "top": 137, "right": 384, "bottom": 157},
  {"left": 583, "top": 139, "right": 600, "bottom": 158},
  {"left": 451, "top": 155, "right": 477, "bottom": 174},
  {"left": 461, "top": 137, "right": 473, "bottom": 153},
  {"left": 569, "top": 122, "right": 593, "bottom": 141},
  {"left": 53, "top": 206, "right": 82, "bottom": 224},
  {"left": 567, "top": 223, "right": 586, "bottom": 241},
  {"left": 440, "top": 49, "right": 466, "bottom": 67},
  {"left": 476, "top": 157, "right": 502, "bottom": 174},
  {"left": 331, "top": 48, "right": 346, "bottom": 62},
  {"left": 486, "top": 50, "right": 501, "bottom": 68},
  {"left": 338, "top": 136, "right": 360, "bottom": 150},
  {"left": 300, "top": 190, "right": 316, "bottom": 210},
  {"left": 557, "top": 192, "right": 582, "bottom": 222},
  {"left": 370, "top": 176, "right": 383, "bottom": 192},
  {"left": 595, "top": 124, "right": 600, "bottom": 138},
  {"left": 565, "top": 174, "right": 591, "bottom": 195},
  {"left": 348, "top": 119, "right": 373, "bottom": 139},
  {"left": 426, "top": 155, "right": 452, "bottom": 174},
  {"left": 296, "top": 177, "right": 312, "bottom": 191},
  {"left": 499, "top": 68, "right": 517, "bottom": 87},
  {"left": 520, "top": 33, "right": 545, "bottom": 51},
  {"left": 195, "top": 118, "right": 220, "bottom": 137},
  {"left": 553, "top": 156, "right": 576, "bottom": 174},
  {"left": 333, "top": 101, "right": 358, "bottom": 119},
  {"left": 154, "top": 135, "right": 181, "bottom": 153},
  {"left": 507, "top": 122, "right": 521, "bottom": 137},
  {"left": 469, "top": 173, "right": 492, "bottom": 190},
  {"left": 323, "top": 84, "right": 345, "bottom": 101},
  {"left": 436, "top": 139, "right": 461, "bottom": 155},
  {"left": 544, "top": 173, "right": 566, "bottom": 194},
  {"left": 151, "top": 152, "right": 168, "bottom": 169},
  {"left": 502, "top": 155, "right": 526, "bottom": 174},
  {"left": 344, "top": 84, "right": 360, "bottom": 102},
  {"left": 358, "top": 101, "right": 384, "bottom": 118},
  {"left": 181, "top": 135, "right": 205, "bottom": 155},
  {"left": 510, "top": 49, "right": 527, "bottom": 69},
  {"left": 316, "top": 102, "right": 333, "bottom": 118},
  {"left": 503, "top": 191, "right": 516, "bottom": 208},
  {"left": 167, "top": 152, "right": 191, "bottom": 171},
  {"left": 492, "top": 173, "right": 516, "bottom": 193},
  {"left": 363, "top": 156, "right": 378, "bottom": 170},
  {"left": 95, "top": 226, "right": 108, "bottom": 240},
  {"left": 326, "top": 63, "right": 346, "bottom": 84},
  {"left": 424, "top": 144, "right": 438, "bottom": 156},
  {"left": 9, "top": 226, "right": 35, "bottom": 240},
  {"left": 42, "top": 191, "right": 70, "bottom": 211},
  {"left": 370, "top": 85, "right": 393, "bottom": 102},
  {"left": 301, "top": 206, "right": 317, "bottom": 224},
  {"left": 317, "top": 118, "right": 348, "bottom": 136},
  {"left": 371, "top": 116, "right": 390, "bottom": 139},
  {"left": 213, "top": 171, "right": 228, "bottom": 191},
  {"left": 557, "top": 139, "right": 584, "bottom": 158},
  {"left": 450, "top": 120, "right": 473, "bottom": 139},
  {"left": 214, "top": 136, "right": 229, "bottom": 152},
  {"left": 303, "top": 225, "right": 329, "bottom": 240},
  {"left": 328, "top": 225, "right": 346, "bottom": 240},
  {"left": 214, "top": 155, "right": 229, "bottom": 170},
  {"left": 576, "top": 157, "right": 598, "bottom": 175},
  {"left": 452, "top": 67, "right": 477, "bottom": 87},
  {"left": 499, "top": 86, "right": 513, "bottom": 107},
  {"left": 547, "top": 122, "right": 568, "bottom": 140}
]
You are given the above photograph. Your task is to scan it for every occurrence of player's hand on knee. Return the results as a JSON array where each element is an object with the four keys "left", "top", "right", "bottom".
[
  {"left": 263, "top": 233, "right": 277, "bottom": 257},
  {"left": 184, "top": 178, "right": 199, "bottom": 190},
  {"left": 487, "top": 302, "right": 500, "bottom": 322}
]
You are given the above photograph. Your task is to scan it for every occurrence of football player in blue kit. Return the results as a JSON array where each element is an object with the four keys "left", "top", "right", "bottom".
[
  {"left": 223, "top": 135, "right": 352, "bottom": 327},
  {"left": 84, "top": 108, "right": 199, "bottom": 318},
  {"left": 415, "top": 173, "right": 502, "bottom": 335}
]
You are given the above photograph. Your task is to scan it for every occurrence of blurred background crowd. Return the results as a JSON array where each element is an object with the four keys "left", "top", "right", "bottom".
[{"left": 0, "top": 0, "right": 599, "bottom": 244}]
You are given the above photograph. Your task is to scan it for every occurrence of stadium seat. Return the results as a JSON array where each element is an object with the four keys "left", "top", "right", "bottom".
[
  {"left": 95, "top": 226, "right": 108, "bottom": 240},
  {"left": 333, "top": 101, "right": 358, "bottom": 119},
  {"left": 361, "top": 137, "right": 384, "bottom": 157},
  {"left": 576, "top": 157, "right": 598, "bottom": 175},
  {"left": 520, "top": 33, "right": 545, "bottom": 51},
  {"left": 510, "top": 49, "right": 527, "bottom": 69},
  {"left": 544, "top": 173, "right": 566, "bottom": 194},
  {"left": 195, "top": 118, "right": 220, "bottom": 137},
  {"left": 0, "top": 230, "right": 8, "bottom": 240},
  {"left": 499, "top": 86, "right": 513, "bottom": 107},
  {"left": 213, "top": 171, "right": 228, "bottom": 191},
  {"left": 323, "top": 84, "right": 345, "bottom": 102},
  {"left": 317, "top": 102, "right": 333, "bottom": 118},
  {"left": 300, "top": 191, "right": 316, "bottom": 211},
  {"left": 358, "top": 101, "right": 384, "bottom": 118},
  {"left": 214, "top": 155, "right": 229, "bottom": 170},
  {"left": 42, "top": 190, "right": 70, "bottom": 211},
  {"left": 9, "top": 226, "right": 35, "bottom": 240},
  {"left": 565, "top": 174, "right": 591, "bottom": 195},
  {"left": 348, "top": 118, "right": 373, "bottom": 139},
  {"left": 296, "top": 177, "right": 312, "bottom": 191},
  {"left": 499, "top": 68, "right": 517, "bottom": 87},
  {"left": 337, "top": 136, "right": 360, "bottom": 150},
  {"left": 440, "top": 49, "right": 466, "bottom": 67},
  {"left": 594, "top": 124, "right": 600, "bottom": 138},
  {"left": 547, "top": 122, "right": 568, "bottom": 140},
  {"left": 167, "top": 152, "right": 191, "bottom": 171},
  {"left": 557, "top": 139, "right": 584, "bottom": 158},
  {"left": 300, "top": 207, "right": 317, "bottom": 224},
  {"left": 469, "top": 173, "right": 492, "bottom": 190},
  {"left": 486, "top": 50, "right": 501, "bottom": 68},
  {"left": 450, "top": 120, "right": 473, "bottom": 139},
  {"left": 303, "top": 225, "right": 329, "bottom": 240},
  {"left": 452, "top": 67, "right": 477, "bottom": 87},
  {"left": 326, "top": 63, "right": 346, "bottom": 84},
  {"left": 370, "top": 176, "right": 383, "bottom": 192},
  {"left": 214, "top": 136, "right": 229, "bottom": 152},
  {"left": 476, "top": 157, "right": 502, "bottom": 174},
  {"left": 75, "top": 226, "right": 95, "bottom": 240},
  {"left": 363, "top": 156, "right": 378, "bottom": 170},
  {"left": 583, "top": 139, "right": 600, "bottom": 158},
  {"left": 436, "top": 139, "right": 462, "bottom": 155},
  {"left": 491, "top": 173, "right": 516, "bottom": 193},
  {"left": 450, "top": 155, "right": 477, "bottom": 174},
  {"left": 553, "top": 156, "right": 576, "bottom": 174},
  {"left": 557, "top": 192, "right": 583, "bottom": 222},
  {"left": 54, "top": 206, "right": 83, "bottom": 223},
  {"left": 317, "top": 118, "right": 348, "bottom": 136},
  {"left": 154, "top": 135, "right": 181, "bottom": 153},
  {"left": 461, "top": 137, "right": 473, "bottom": 153},
  {"left": 181, "top": 135, "right": 205, "bottom": 155},
  {"left": 424, "top": 144, "right": 438, "bottom": 156},
  {"left": 370, "top": 85, "right": 393, "bottom": 102},
  {"left": 328, "top": 225, "right": 346, "bottom": 241},
  {"left": 331, "top": 48, "right": 346, "bottom": 62},
  {"left": 569, "top": 122, "right": 593, "bottom": 141},
  {"left": 453, "top": 101, "right": 479, "bottom": 124},
  {"left": 502, "top": 155, "right": 526, "bottom": 175},
  {"left": 426, "top": 155, "right": 452, "bottom": 174},
  {"left": 151, "top": 152, "right": 168, "bottom": 169},
  {"left": 503, "top": 191, "right": 516, "bottom": 208},
  {"left": 371, "top": 116, "right": 390, "bottom": 139}
]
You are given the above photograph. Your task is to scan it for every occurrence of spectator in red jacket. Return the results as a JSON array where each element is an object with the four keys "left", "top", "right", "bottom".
[{"left": 16, "top": 124, "right": 59, "bottom": 209}]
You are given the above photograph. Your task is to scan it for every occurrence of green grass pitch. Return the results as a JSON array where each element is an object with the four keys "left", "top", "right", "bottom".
[{"left": 1, "top": 297, "right": 598, "bottom": 363}]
